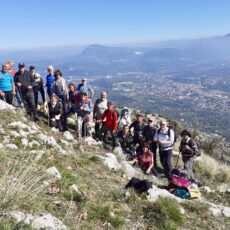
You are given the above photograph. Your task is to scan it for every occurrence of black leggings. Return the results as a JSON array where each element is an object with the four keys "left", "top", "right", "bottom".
[
  {"left": 0, "top": 91, "right": 13, "bottom": 104},
  {"left": 159, "top": 149, "right": 173, "bottom": 178},
  {"left": 33, "top": 85, "right": 45, "bottom": 107}
]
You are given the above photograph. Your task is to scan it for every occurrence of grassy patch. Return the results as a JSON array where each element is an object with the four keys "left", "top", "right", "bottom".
[
  {"left": 143, "top": 197, "right": 184, "bottom": 230},
  {"left": 88, "top": 203, "right": 125, "bottom": 228}
]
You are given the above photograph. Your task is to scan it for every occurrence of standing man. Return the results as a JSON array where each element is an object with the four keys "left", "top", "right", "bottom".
[
  {"left": 0, "top": 63, "right": 16, "bottom": 104},
  {"left": 129, "top": 113, "right": 146, "bottom": 146},
  {"left": 93, "top": 91, "right": 108, "bottom": 139},
  {"left": 7, "top": 60, "right": 23, "bottom": 107},
  {"left": 99, "top": 102, "right": 118, "bottom": 149},
  {"left": 153, "top": 120, "right": 174, "bottom": 178},
  {"left": 14, "top": 63, "right": 38, "bottom": 121},
  {"left": 30, "top": 66, "right": 46, "bottom": 109},
  {"left": 77, "top": 78, "right": 94, "bottom": 98},
  {"left": 179, "top": 130, "right": 198, "bottom": 181},
  {"left": 46, "top": 65, "right": 55, "bottom": 98}
]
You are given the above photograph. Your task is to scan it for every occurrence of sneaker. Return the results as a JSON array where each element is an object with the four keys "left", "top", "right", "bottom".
[{"left": 20, "top": 103, "right": 24, "bottom": 108}]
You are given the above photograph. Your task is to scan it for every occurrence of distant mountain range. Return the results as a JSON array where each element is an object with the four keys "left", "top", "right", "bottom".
[{"left": 1, "top": 33, "right": 230, "bottom": 75}]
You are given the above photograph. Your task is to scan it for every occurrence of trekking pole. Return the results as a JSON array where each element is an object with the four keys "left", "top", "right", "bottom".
[
  {"left": 175, "top": 151, "right": 181, "bottom": 168},
  {"left": 18, "top": 86, "right": 25, "bottom": 105}
]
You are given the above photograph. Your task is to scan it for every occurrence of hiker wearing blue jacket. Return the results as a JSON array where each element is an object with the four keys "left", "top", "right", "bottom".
[
  {"left": 0, "top": 63, "right": 16, "bottom": 104},
  {"left": 46, "top": 65, "right": 55, "bottom": 98}
]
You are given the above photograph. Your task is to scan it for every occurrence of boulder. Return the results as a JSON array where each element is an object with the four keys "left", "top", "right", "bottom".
[
  {"left": 84, "top": 136, "right": 99, "bottom": 145},
  {"left": 203, "top": 186, "right": 214, "bottom": 193},
  {"left": 63, "top": 131, "right": 74, "bottom": 141},
  {"left": 21, "top": 138, "right": 29, "bottom": 146},
  {"left": 8, "top": 121, "right": 28, "bottom": 129},
  {"left": 29, "top": 140, "right": 41, "bottom": 148},
  {"left": 147, "top": 184, "right": 181, "bottom": 202},
  {"left": 120, "top": 161, "right": 138, "bottom": 178},
  {"left": 46, "top": 167, "right": 62, "bottom": 179},
  {"left": 6, "top": 144, "right": 18, "bottom": 149},
  {"left": 32, "top": 214, "right": 67, "bottom": 230},
  {"left": 98, "top": 153, "right": 121, "bottom": 170},
  {"left": 209, "top": 206, "right": 222, "bottom": 217},
  {"left": 9, "top": 130, "right": 21, "bottom": 138},
  {"left": 18, "top": 129, "right": 28, "bottom": 138},
  {"left": 222, "top": 207, "right": 230, "bottom": 218},
  {"left": 0, "top": 100, "right": 16, "bottom": 113}
]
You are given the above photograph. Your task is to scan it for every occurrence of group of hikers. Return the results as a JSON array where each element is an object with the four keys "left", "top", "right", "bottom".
[{"left": 0, "top": 61, "right": 200, "bottom": 185}]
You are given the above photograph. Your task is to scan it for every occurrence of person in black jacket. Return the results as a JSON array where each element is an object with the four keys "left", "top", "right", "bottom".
[
  {"left": 143, "top": 118, "right": 158, "bottom": 168},
  {"left": 48, "top": 94, "right": 63, "bottom": 131},
  {"left": 179, "top": 130, "right": 198, "bottom": 180},
  {"left": 30, "top": 66, "right": 46, "bottom": 109},
  {"left": 129, "top": 113, "right": 146, "bottom": 146},
  {"left": 14, "top": 63, "right": 38, "bottom": 121}
]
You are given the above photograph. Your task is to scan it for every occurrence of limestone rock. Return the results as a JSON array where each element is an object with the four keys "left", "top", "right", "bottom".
[
  {"left": 0, "top": 100, "right": 16, "bottom": 113},
  {"left": 70, "top": 184, "right": 79, "bottom": 193},
  {"left": 6, "top": 143, "right": 18, "bottom": 149},
  {"left": 21, "top": 138, "right": 29, "bottom": 146},
  {"left": 120, "top": 161, "right": 138, "bottom": 178},
  {"left": 222, "top": 207, "right": 230, "bottom": 217},
  {"left": 63, "top": 131, "right": 74, "bottom": 141},
  {"left": 203, "top": 186, "right": 214, "bottom": 193},
  {"left": 9, "top": 121, "right": 28, "bottom": 129},
  {"left": 29, "top": 140, "right": 41, "bottom": 148},
  {"left": 209, "top": 206, "right": 222, "bottom": 217},
  {"left": 60, "top": 139, "right": 69, "bottom": 146},
  {"left": 46, "top": 167, "right": 62, "bottom": 179},
  {"left": 147, "top": 184, "right": 181, "bottom": 202},
  {"left": 31, "top": 213, "right": 67, "bottom": 230},
  {"left": 51, "top": 127, "right": 59, "bottom": 133},
  {"left": 98, "top": 153, "right": 121, "bottom": 170},
  {"left": 84, "top": 136, "right": 99, "bottom": 145},
  {"left": 9, "top": 130, "right": 21, "bottom": 138}
]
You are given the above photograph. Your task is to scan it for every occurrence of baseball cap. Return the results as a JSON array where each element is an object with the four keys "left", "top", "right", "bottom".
[
  {"left": 18, "top": 62, "right": 25, "bottom": 68},
  {"left": 29, "top": 65, "right": 35, "bottom": 70},
  {"left": 82, "top": 78, "right": 87, "bottom": 81}
]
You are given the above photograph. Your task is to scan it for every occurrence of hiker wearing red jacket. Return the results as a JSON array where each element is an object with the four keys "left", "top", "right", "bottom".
[{"left": 98, "top": 101, "right": 118, "bottom": 149}]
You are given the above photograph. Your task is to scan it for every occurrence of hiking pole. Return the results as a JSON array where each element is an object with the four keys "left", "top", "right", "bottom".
[{"left": 175, "top": 151, "right": 181, "bottom": 168}]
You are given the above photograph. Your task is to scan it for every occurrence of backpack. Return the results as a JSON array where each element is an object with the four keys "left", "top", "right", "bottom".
[
  {"left": 169, "top": 168, "right": 191, "bottom": 189},
  {"left": 157, "top": 126, "right": 177, "bottom": 145}
]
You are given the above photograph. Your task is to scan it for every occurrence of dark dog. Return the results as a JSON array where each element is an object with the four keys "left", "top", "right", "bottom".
[{"left": 125, "top": 177, "right": 153, "bottom": 194}]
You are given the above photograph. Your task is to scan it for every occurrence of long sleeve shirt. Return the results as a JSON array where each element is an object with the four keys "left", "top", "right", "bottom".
[
  {"left": 99, "top": 109, "right": 118, "bottom": 131},
  {"left": 153, "top": 127, "right": 174, "bottom": 151},
  {"left": 14, "top": 70, "right": 35, "bottom": 93}
]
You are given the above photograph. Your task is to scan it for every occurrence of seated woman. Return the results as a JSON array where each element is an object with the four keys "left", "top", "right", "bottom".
[
  {"left": 48, "top": 94, "right": 64, "bottom": 131},
  {"left": 129, "top": 143, "right": 158, "bottom": 176}
]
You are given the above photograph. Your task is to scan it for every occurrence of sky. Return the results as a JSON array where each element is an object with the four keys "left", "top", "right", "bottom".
[{"left": 1, "top": 0, "right": 230, "bottom": 49}]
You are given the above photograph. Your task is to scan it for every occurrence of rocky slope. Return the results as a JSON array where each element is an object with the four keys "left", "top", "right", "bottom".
[{"left": 0, "top": 100, "right": 229, "bottom": 230}]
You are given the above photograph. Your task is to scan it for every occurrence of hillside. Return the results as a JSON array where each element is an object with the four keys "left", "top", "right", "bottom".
[{"left": 0, "top": 101, "right": 229, "bottom": 230}]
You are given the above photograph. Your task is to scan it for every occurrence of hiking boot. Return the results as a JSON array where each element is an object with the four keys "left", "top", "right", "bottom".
[{"left": 34, "top": 117, "right": 40, "bottom": 122}]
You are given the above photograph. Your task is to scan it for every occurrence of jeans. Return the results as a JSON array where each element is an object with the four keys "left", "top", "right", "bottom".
[
  {"left": 159, "top": 149, "right": 173, "bottom": 178},
  {"left": 184, "top": 158, "right": 195, "bottom": 180}
]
